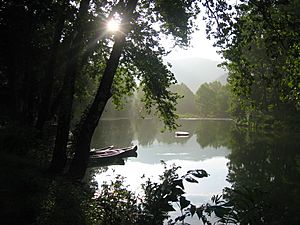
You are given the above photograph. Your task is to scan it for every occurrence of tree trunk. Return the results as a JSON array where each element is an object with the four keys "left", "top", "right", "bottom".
[
  {"left": 67, "top": 0, "right": 138, "bottom": 179},
  {"left": 49, "top": 0, "right": 91, "bottom": 174},
  {"left": 36, "top": 0, "right": 68, "bottom": 130}
]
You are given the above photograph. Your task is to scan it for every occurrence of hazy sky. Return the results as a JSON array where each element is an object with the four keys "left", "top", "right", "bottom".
[{"left": 164, "top": 17, "right": 222, "bottom": 62}]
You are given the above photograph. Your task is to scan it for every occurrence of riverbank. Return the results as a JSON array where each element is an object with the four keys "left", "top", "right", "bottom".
[{"left": 0, "top": 124, "right": 97, "bottom": 225}]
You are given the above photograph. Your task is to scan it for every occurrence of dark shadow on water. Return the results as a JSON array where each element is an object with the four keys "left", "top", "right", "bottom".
[
  {"left": 90, "top": 119, "right": 300, "bottom": 224},
  {"left": 224, "top": 130, "right": 300, "bottom": 225}
]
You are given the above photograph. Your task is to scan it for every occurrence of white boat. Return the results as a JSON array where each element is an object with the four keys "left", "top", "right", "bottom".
[{"left": 175, "top": 131, "right": 189, "bottom": 137}]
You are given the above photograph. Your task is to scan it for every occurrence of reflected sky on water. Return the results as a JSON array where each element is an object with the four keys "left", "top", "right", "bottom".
[
  {"left": 92, "top": 119, "right": 233, "bottom": 203},
  {"left": 90, "top": 119, "right": 300, "bottom": 224}
]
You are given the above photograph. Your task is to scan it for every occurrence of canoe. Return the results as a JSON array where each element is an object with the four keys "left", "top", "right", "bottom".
[
  {"left": 90, "top": 145, "right": 138, "bottom": 159},
  {"left": 90, "top": 145, "right": 114, "bottom": 155},
  {"left": 175, "top": 131, "right": 189, "bottom": 137}
]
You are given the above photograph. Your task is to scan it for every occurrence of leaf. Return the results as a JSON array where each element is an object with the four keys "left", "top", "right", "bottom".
[
  {"left": 213, "top": 206, "right": 226, "bottom": 218},
  {"left": 201, "top": 215, "right": 208, "bottom": 224},
  {"left": 172, "top": 187, "right": 185, "bottom": 195},
  {"left": 175, "top": 215, "right": 186, "bottom": 222},
  {"left": 185, "top": 176, "right": 198, "bottom": 183},
  {"left": 173, "top": 179, "right": 184, "bottom": 189},
  {"left": 166, "top": 187, "right": 185, "bottom": 201},
  {"left": 187, "top": 169, "right": 209, "bottom": 178},
  {"left": 166, "top": 187, "right": 185, "bottom": 202},
  {"left": 190, "top": 204, "right": 196, "bottom": 216},
  {"left": 211, "top": 194, "right": 222, "bottom": 204},
  {"left": 196, "top": 207, "right": 203, "bottom": 219},
  {"left": 159, "top": 202, "right": 176, "bottom": 212},
  {"left": 179, "top": 196, "right": 190, "bottom": 210}
]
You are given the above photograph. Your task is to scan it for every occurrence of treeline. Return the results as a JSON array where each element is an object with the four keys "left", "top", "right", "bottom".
[
  {"left": 94, "top": 81, "right": 231, "bottom": 119},
  {"left": 0, "top": 0, "right": 203, "bottom": 179},
  {"left": 204, "top": 0, "right": 300, "bottom": 129}
]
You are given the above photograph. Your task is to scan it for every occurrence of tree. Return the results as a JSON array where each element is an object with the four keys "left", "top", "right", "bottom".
[
  {"left": 195, "top": 81, "right": 230, "bottom": 117},
  {"left": 67, "top": 0, "right": 202, "bottom": 179},
  {"left": 0, "top": 0, "right": 60, "bottom": 124},
  {"left": 35, "top": 0, "right": 69, "bottom": 130},
  {"left": 50, "top": 0, "right": 91, "bottom": 173},
  {"left": 0, "top": 0, "right": 203, "bottom": 178},
  {"left": 203, "top": 0, "right": 300, "bottom": 125},
  {"left": 169, "top": 83, "right": 198, "bottom": 116},
  {"left": 67, "top": 0, "right": 139, "bottom": 178}
]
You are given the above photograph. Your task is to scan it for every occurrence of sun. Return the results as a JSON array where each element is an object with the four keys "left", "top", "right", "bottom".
[{"left": 107, "top": 19, "right": 120, "bottom": 32}]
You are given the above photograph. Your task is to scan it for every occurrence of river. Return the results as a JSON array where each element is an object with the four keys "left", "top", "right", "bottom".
[{"left": 88, "top": 118, "right": 300, "bottom": 225}]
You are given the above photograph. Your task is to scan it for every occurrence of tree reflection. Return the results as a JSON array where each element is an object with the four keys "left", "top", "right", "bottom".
[
  {"left": 224, "top": 130, "right": 300, "bottom": 225},
  {"left": 91, "top": 119, "right": 134, "bottom": 148},
  {"left": 134, "top": 119, "right": 158, "bottom": 146},
  {"left": 195, "top": 120, "right": 232, "bottom": 148},
  {"left": 91, "top": 119, "right": 234, "bottom": 149}
]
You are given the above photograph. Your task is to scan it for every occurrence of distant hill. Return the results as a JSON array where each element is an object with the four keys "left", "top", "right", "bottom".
[{"left": 166, "top": 57, "right": 226, "bottom": 92}]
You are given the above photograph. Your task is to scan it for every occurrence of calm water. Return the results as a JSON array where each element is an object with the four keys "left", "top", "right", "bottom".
[{"left": 89, "top": 118, "right": 300, "bottom": 224}]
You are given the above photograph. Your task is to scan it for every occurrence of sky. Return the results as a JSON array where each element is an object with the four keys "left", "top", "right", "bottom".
[{"left": 164, "top": 17, "right": 222, "bottom": 62}]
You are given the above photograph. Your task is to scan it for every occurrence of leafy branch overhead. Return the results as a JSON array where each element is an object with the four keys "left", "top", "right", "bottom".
[
  {"left": 138, "top": 163, "right": 238, "bottom": 225},
  {"left": 202, "top": 0, "right": 300, "bottom": 124}
]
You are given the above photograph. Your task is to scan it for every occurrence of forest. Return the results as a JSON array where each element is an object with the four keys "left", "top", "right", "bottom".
[{"left": 1, "top": 0, "right": 299, "bottom": 225}]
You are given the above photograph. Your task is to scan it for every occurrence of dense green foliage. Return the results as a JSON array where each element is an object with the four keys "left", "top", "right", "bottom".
[
  {"left": 203, "top": 0, "right": 300, "bottom": 127},
  {"left": 170, "top": 83, "right": 199, "bottom": 116},
  {"left": 0, "top": 0, "right": 202, "bottom": 128},
  {"left": 2, "top": 0, "right": 300, "bottom": 224},
  {"left": 195, "top": 81, "right": 230, "bottom": 117},
  {"left": 0, "top": 0, "right": 206, "bottom": 178}
]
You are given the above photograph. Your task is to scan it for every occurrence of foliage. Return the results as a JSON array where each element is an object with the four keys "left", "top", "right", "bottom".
[
  {"left": 0, "top": 125, "right": 53, "bottom": 225},
  {"left": 203, "top": 0, "right": 300, "bottom": 127},
  {"left": 138, "top": 161, "right": 235, "bottom": 225},
  {"left": 195, "top": 81, "right": 230, "bottom": 117},
  {"left": 0, "top": 0, "right": 206, "bottom": 178},
  {"left": 36, "top": 180, "right": 99, "bottom": 225},
  {"left": 170, "top": 83, "right": 199, "bottom": 116},
  {"left": 95, "top": 175, "right": 140, "bottom": 225},
  {"left": 0, "top": 0, "right": 203, "bottom": 128},
  {"left": 87, "top": 162, "right": 238, "bottom": 225}
]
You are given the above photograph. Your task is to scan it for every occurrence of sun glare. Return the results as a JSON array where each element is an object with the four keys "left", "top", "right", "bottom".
[{"left": 107, "top": 19, "right": 120, "bottom": 32}]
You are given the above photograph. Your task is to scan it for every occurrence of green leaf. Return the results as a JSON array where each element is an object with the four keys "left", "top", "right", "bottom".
[
  {"left": 166, "top": 187, "right": 185, "bottom": 201},
  {"left": 190, "top": 204, "right": 196, "bottom": 216},
  {"left": 185, "top": 176, "right": 198, "bottom": 183},
  {"left": 173, "top": 179, "right": 184, "bottom": 189},
  {"left": 214, "top": 206, "right": 226, "bottom": 218},
  {"left": 196, "top": 207, "right": 203, "bottom": 219},
  {"left": 160, "top": 202, "right": 176, "bottom": 212},
  {"left": 175, "top": 215, "right": 186, "bottom": 222},
  {"left": 189, "top": 169, "right": 209, "bottom": 178},
  {"left": 179, "top": 196, "right": 190, "bottom": 210}
]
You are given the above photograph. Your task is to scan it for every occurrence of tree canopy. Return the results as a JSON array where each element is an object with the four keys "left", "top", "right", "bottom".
[
  {"left": 0, "top": 0, "right": 204, "bottom": 177},
  {"left": 195, "top": 81, "right": 230, "bottom": 117},
  {"left": 203, "top": 0, "right": 300, "bottom": 125}
]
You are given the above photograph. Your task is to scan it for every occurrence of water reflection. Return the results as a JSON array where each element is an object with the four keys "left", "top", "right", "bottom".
[
  {"left": 91, "top": 119, "right": 232, "bottom": 206},
  {"left": 92, "top": 119, "right": 135, "bottom": 148},
  {"left": 91, "top": 118, "right": 233, "bottom": 149},
  {"left": 195, "top": 120, "right": 232, "bottom": 148},
  {"left": 225, "top": 130, "right": 300, "bottom": 225},
  {"left": 91, "top": 119, "right": 300, "bottom": 224}
]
